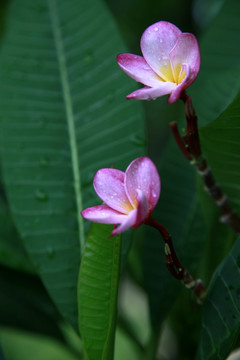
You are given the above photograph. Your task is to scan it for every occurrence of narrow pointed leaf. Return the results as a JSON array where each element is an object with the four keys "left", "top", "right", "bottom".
[
  {"left": 0, "top": 0, "right": 144, "bottom": 330},
  {"left": 197, "top": 237, "right": 240, "bottom": 360},
  {"left": 78, "top": 224, "right": 121, "bottom": 360}
]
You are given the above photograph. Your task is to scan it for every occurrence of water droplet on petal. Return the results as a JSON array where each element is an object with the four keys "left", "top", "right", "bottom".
[
  {"left": 154, "top": 27, "right": 158, "bottom": 32},
  {"left": 152, "top": 190, "right": 157, "bottom": 198}
]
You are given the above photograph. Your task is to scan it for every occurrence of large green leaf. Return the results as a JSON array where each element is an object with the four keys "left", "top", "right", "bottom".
[
  {"left": 0, "top": 265, "right": 63, "bottom": 341},
  {"left": 199, "top": 93, "right": 240, "bottom": 212},
  {"left": 189, "top": 0, "right": 240, "bottom": 126},
  {"left": 197, "top": 237, "right": 240, "bottom": 360},
  {"left": 0, "top": 197, "right": 33, "bottom": 272},
  {"left": 193, "top": 0, "right": 225, "bottom": 29},
  {"left": 0, "top": 328, "right": 80, "bottom": 360},
  {"left": 0, "top": 0, "right": 144, "bottom": 330},
  {"left": 78, "top": 224, "right": 121, "bottom": 360}
]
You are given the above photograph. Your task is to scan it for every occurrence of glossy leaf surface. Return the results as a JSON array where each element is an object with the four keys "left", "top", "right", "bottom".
[
  {"left": 0, "top": 0, "right": 144, "bottom": 330},
  {"left": 78, "top": 224, "right": 121, "bottom": 360},
  {"left": 190, "top": 0, "right": 240, "bottom": 126},
  {"left": 197, "top": 237, "right": 240, "bottom": 360}
]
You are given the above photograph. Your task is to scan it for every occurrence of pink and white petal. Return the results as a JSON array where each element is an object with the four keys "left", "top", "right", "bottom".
[
  {"left": 167, "top": 64, "right": 189, "bottom": 104},
  {"left": 117, "top": 53, "right": 162, "bottom": 87},
  {"left": 126, "top": 82, "right": 176, "bottom": 101},
  {"left": 141, "top": 21, "right": 182, "bottom": 79},
  {"left": 169, "top": 33, "right": 200, "bottom": 86},
  {"left": 125, "top": 157, "right": 161, "bottom": 212},
  {"left": 134, "top": 189, "right": 150, "bottom": 227},
  {"left": 111, "top": 209, "right": 138, "bottom": 236},
  {"left": 93, "top": 168, "right": 133, "bottom": 214},
  {"left": 81, "top": 205, "right": 127, "bottom": 224}
]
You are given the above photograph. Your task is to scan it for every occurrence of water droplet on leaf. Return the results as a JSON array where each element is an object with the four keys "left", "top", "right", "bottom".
[
  {"left": 47, "top": 247, "right": 55, "bottom": 259},
  {"left": 130, "top": 134, "right": 146, "bottom": 147},
  {"left": 83, "top": 50, "right": 94, "bottom": 65},
  {"left": 39, "top": 155, "right": 49, "bottom": 167},
  {"left": 35, "top": 188, "right": 48, "bottom": 201}
]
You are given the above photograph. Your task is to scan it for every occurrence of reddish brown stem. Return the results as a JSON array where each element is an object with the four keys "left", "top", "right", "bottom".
[
  {"left": 145, "top": 216, "right": 206, "bottom": 303},
  {"left": 169, "top": 121, "right": 192, "bottom": 161},
  {"left": 171, "top": 90, "right": 240, "bottom": 233}
]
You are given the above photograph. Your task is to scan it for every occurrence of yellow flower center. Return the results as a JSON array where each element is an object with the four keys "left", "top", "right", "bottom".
[{"left": 158, "top": 63, "right": 186, "bottom": 85}]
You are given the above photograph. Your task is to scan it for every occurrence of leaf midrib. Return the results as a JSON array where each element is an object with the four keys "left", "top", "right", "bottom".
[{"left": 49, "top": 0, "right": 84, "bottom": 253}]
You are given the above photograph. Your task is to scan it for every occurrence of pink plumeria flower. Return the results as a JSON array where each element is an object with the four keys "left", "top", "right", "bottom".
[
  {"left": 81, "top": 157, "right": 160, "bottom": 236},
  {"left": 117, "top": 21, "right": 200, "bottom": 104}
]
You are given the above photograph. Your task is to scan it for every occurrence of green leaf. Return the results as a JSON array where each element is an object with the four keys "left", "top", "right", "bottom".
[
  {"left": 78, "top": 224, "right": 121, "bottom": 360},
  {"left": 189, "top": 0, "right": 240, "bottom": 126},
  {"left": 193, "top": 0, "right": 225, "bottom": 29},
  {"left": 197, "top": 237, "right": 240, "bottom": 360},
  {"left": 0, "top": 328, "right": 80, "bottom": 360},
  {"left": 0, "top": 0, "right": 144, "bottom": 330},
  {"left": 199, "top": 93, "right": 240, "bottom": 212},
  {"left": 0, "top": 265, "right": 63, "bottom": 341},
  {"left": 0, "top": 197, "right": 33, "bottom": 272}
]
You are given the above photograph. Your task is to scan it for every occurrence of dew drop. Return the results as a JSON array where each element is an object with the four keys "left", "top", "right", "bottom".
[
  {"left": 130, "top": 134, "right": 146, "bottom": 147},
  {"left": 35, "top": 188, "right": 48, "bottom": 201},
  {"left": 83, "top": 50, "right": 94, "bottom": 65},
  {"left": 47, "top": 247, "right": 55, "bottom": 259},
  {"left": 154, "top": 27, "right": 158, "bottom": 32},
  {"left": 152, "top": 190, "right": 157, "bottom": 198},
  {"left": 39, "top": 155, "right": 49, "bottom": 167}
]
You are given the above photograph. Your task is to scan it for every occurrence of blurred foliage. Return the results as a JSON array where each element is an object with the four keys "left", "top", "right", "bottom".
[{"left": 0, "top": 0, "right": 239, "bottom": 359}]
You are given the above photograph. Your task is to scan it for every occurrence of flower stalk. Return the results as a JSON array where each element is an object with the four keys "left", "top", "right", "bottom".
[
  {"left": 170, "top": 90, "right": 240, "bottom": 233},
  {"left": 145, "top": 216, "right": 206, "bottom": 304}
]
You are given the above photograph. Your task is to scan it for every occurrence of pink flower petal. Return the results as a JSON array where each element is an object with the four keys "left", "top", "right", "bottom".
[
  {"left": 169, "top": 33, "right": 200, "bottom": 87},
  {"left": 117, "top": 54, "right": 163, "bottom": 87},
  {"left": 126, "top": 82, "right": 176, "bottom": 100},
  {"left": 81, "top": 205, "right": 127, "bottom": 224},
  {"left": 141, "top": 21, "right": 182, "bottom": 80},
  {"left": 134, "top": 189, "right": 150, "bottom": 226},
  {"left": 167, "top": 64, "right": 189, "bottom": 104},
  {"left": 111, "top": 209, "right": 137, "bottom": 236},
  {"left": 93, "top": 168, "right": 133, "bottom": 214},
  {"left": 125, "top": 157, "right": 161, "bottom": 212}
]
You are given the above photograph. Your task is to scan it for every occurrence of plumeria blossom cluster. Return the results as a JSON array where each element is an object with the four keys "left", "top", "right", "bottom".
[
  {"left": 117, "top": 21, "right": 200, "bottom": 103},
  {"left": 81, "top": 157, "right": 160, "bottom": 236},
  {"left": 81, "top": 21, "right": 201, "bottom": 236}
]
